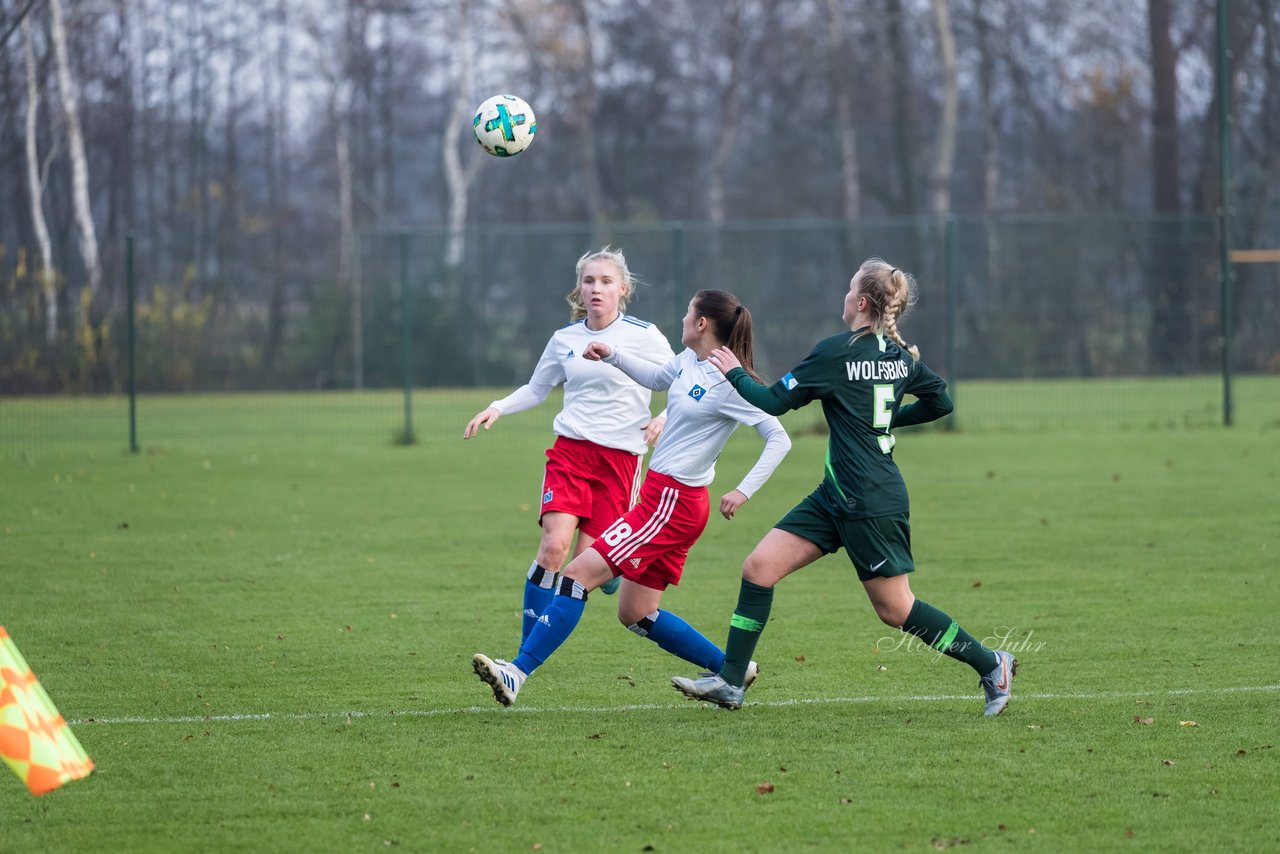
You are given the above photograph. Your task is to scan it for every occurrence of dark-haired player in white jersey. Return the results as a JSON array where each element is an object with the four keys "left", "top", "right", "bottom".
[
  {"left": 472, "top": 290, "right": 791, "bottom": 706},
  {"left": 673, "top": 258, "right": 1017, "bottom": 715},
  {"left": 464, "top": 247, "right": 674, "bottom": 652}
]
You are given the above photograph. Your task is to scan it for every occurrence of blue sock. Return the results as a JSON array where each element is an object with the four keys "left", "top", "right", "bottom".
[
  {"left": 513, "top": 578, "right": 588, "bottom": 675},
  {"left": 521, "top": 562, "right": 556, "bottom": 646},
  {"left": 630, "top": 610, "right": 725, "bottom": 671}
]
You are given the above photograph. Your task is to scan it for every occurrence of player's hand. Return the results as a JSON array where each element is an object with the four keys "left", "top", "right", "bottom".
[
  {"left": 707, "top": 346, "right": 742, "bottom": 376},
  {"left": 463, "top": 406, "right": 501, "bottom": 439},
  {"left": 641, "top": 414, "right": 666, "bottom": 447},
  {"left": 719, "top": 489, "right": 749, "bottom": 520},
  {"left": 582, "top": 342, "right": 613, "bottom": 361}
]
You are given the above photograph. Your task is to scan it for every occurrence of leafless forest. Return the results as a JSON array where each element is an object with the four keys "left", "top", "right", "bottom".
[{"left": 1, "top": 0, "right": 1277, "bottom": 392}]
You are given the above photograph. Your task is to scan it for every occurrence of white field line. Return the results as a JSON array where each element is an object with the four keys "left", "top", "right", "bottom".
[{"left": 69, "top": 683, "right": 1280, "bottom": 727}]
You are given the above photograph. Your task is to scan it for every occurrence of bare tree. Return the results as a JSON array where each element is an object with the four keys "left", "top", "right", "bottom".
[
  {"left": 566, "top": 0, "right": 606, "bottom": 231},
  {"left": 708, "top": 1, "right": 744, "bottom": 227},
  {"left": 974, "top": 0, "right": 1001, "bottom": 211},
  {"left": 883, "top": 0, "right": 919, "bottom": 213},
  {"left": 48, "top": 0, "right": 101, "bottom": 303},
  {"left": 826, "top": 0, "right": 861, "bottom": 221},
  {"left": 261, "top": 0, "right": 292, "bottom": 373},
  {"left": 308, "top": 2, "right": 364, "bottom": 389},
  {"left": 441, "top": 0, "right": 482, "bottom": 270},
  {"left": 335, "top": 82, "right": 361, "bottom": 389},
  {"left": 1148, "top": 0, "right": 1179, "bottom": 214},
  {"left": 22, "top": 14, "right": 56, "bottom": 343},
  {"left": 930, "top": 0, "right": 957, "bottom": 217}
]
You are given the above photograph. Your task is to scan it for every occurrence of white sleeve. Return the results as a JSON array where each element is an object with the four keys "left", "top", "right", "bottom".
[
  {"left": 733, "top": 416, "right": 791, "bottom": 499},
  {"left": 645, "top": 330, "right": 674, "bottom": 420},
  {"left": 604, "top": 347, "right": 681, "bottom": 391},
  {"left": 490, "top": 338, "right": 565, "bottom": 415}
]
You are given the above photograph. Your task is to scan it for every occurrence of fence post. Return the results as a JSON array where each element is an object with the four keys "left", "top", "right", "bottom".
[
  {"left": 399, "top": 231, "right": 416, "bottom": 445},
  {"left": 126, "top": 232, "right": 138, "bottom": 453},
  {"left": 1216, "top": 0, "right": 1234, "bottom": 427},
  {"left": 944, "top": 216, "right": 958, "bottom": 431}
]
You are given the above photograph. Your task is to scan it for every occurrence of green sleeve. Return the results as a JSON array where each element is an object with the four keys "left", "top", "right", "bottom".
[
  {"left": 725, "top": 367, "right": 795, "bottom": 416},
  {"left": 893, "top": 389, "right": 954, "bottom": 427}
]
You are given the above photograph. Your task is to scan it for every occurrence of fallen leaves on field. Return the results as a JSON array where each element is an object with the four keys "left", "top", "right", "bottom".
[
  {"left": 755, "top": 781, "right": 774, "bottom": 794},
  {"left": 1134, "top": 716, "right": 1155, "bottom": 725}
]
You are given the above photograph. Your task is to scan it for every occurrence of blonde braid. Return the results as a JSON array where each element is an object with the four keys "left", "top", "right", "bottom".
[
  {"left": 882, "top": 271, "right": 921, "bottom": 361},
  {"left": 853, "top": 260, "right": 922, "bottom": 360}
]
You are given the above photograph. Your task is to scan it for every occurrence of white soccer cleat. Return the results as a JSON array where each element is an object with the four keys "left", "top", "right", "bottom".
[
  {"left": 672, "top": 674, "right": 745, "bottom": 710},
  {"left": 696, "top": 660, "right": 759, "bottom": 689},
  {"left": 979, "top": 650, "right": 1018, "bottom": 716},
  {"left": 675, "top": 661, "right": 758, "bottom": 710},
  {"left": 472, "top": 653, "right": 527, "bottom": 707}
]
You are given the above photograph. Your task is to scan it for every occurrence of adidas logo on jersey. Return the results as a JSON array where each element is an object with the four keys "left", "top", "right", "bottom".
[{"left": 628, "top": 558, "right": 641, "bottom": 568}]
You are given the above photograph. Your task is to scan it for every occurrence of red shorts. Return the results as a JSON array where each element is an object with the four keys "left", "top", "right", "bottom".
[
  {"left": 540, "top": 437, "right": 642, "bottom": 539},
  {"left": 595, "top": 471, "right": 710, "bottom": 591}
]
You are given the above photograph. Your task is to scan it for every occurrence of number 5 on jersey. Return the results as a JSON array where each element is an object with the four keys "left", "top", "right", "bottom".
[{"left": 873, "top": 384, "right": 896, "bottom": 454}]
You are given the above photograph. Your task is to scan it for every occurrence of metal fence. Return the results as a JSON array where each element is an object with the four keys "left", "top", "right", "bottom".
[{"left": 2, "top": 214, "right": 1278, "bottom": 447}]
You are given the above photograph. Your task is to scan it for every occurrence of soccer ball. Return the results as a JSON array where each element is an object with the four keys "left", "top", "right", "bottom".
[{"left": 472, "top": 94, "right": 537, "bottom": 157}]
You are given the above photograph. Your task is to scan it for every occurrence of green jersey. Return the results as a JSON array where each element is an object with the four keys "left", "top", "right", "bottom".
[{"left": 726, "top": 328, "right": 952, "bottom": 519}]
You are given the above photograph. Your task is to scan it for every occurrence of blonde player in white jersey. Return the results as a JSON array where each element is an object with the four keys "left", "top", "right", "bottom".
[
  {"left": 463, "top": 247, "right": 675, "bottom": 650},
  {"left": 472, "top": 290, "right": 791, "bottom": 706}
]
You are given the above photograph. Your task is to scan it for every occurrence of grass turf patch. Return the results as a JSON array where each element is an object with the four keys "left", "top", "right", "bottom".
[{"left": 1, "top": 386, "right": 1277, "bottom": 851}]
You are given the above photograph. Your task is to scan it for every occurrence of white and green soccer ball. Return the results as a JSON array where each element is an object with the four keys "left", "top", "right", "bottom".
[{"left": 472, "top": 94, "right": 537, "bottom": 157}]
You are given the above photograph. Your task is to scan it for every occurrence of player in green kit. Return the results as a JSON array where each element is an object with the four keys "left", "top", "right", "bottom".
[{"left": 672, "top": 257, "right": 1017, "bottom": 715}]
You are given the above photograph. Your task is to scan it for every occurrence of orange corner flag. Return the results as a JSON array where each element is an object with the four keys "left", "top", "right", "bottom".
[{"left": 0, "top": 626, "right": 94, "bottom": 795}]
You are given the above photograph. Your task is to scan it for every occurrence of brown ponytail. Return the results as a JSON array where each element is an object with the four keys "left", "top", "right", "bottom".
[{"left": 693, "top": 289, "right": 762, "bottom": 382}]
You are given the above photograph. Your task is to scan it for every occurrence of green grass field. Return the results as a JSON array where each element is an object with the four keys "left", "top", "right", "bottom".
[{"left": 1, "top": 382, "right": 1278, "bottom": 851}]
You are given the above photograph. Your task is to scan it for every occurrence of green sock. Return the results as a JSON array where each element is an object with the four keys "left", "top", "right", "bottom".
[
  {"left": 721, "top": 580, "right": 773, "bottom": 687},
  {"left": 902, "top": 599, "right": 998, "bottom": 675}
]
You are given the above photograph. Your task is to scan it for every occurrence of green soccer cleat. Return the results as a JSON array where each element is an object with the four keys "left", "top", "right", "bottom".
[
  {"left": 600, "top": 574, "right": 621, "bottom": 595},
  {"left": 979, "top": 650, "right": 1018, "bottom": 716},
  {"left": 472, "top": 653, "right": 527, "bottom": 707}
]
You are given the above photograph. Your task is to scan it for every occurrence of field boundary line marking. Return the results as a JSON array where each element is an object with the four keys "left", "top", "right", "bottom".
[{"left": 69, "top": 683, "right": 1280, "bottom": 726}]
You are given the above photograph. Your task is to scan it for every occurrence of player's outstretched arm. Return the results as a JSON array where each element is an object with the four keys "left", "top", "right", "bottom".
[
  {"left": 463, "top": 406, "right": 501, "bottom": 439},
  {"left": 583, "top": 345, "right": 675, "bottom": 391}
]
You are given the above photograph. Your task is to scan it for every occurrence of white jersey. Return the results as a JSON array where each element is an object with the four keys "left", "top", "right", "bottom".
[
  {"left": 491, "top": 314, "right": 675, "bottom": 455},
  {"left": 605, "top": 348, "right": 791, "bottom": 495}
]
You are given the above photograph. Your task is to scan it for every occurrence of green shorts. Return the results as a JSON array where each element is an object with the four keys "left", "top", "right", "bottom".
[{"left": 775, "top": 490, "right": 914, "bottom": 583}]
